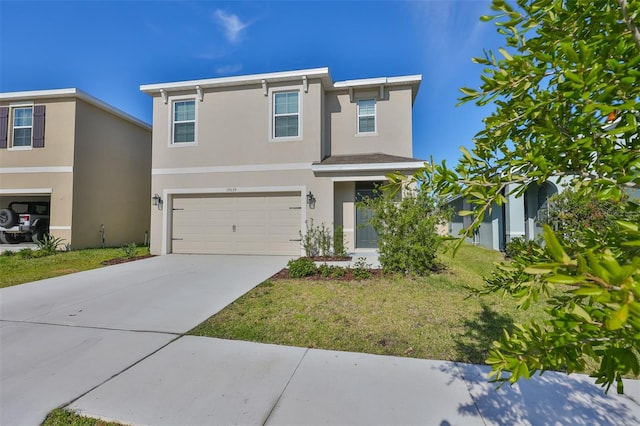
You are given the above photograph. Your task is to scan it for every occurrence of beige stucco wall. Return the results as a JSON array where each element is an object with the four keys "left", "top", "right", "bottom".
[
  {"left": 334, "top": 181, "right": 356, "bottom": 252},
  {"left": 72, "top": 99, "right": 151, "bottom": 248},
  {"left": 326, "top": 87, "right": 414, "bottom": 157},
  {"left": 0, "top": 97, "right": 77, "bottom": 167},
  {"left": 151, "top": 79, "right": 324, "bottom": 170}
]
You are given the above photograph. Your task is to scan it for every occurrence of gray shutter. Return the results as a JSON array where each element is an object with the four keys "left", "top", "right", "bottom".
[
  {"left": 32, "top": 105, "right": 46, "bottom": 148},
  {"left": 0, "top": 107, "right": 8, "bottom": 149}
]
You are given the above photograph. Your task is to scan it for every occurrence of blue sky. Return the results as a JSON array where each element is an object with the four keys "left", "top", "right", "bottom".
[{"left": 0, "top": 0, "right": 505, "bottom": 166}]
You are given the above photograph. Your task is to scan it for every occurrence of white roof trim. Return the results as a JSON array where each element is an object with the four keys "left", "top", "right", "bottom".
[
  {"left": 0, "top": 88, "right": 150, "bottom": 130},
  {"left": 332, "top": 74, "right": 422, "bottom": 89},
  {"left": 140, "top": 68, "right": 422, "bottom": 97},
  {"left": 141, "top": 68, "right": 331, "bottom": 93},
  {"left": 0, "top": 166, "right": 73, "bottom": 174},
  {"left": 311, "top": 161, "right": 424, "bottom": 173},
  {"left": 0, "top": 188, "right": 53, "bottom": 194}
]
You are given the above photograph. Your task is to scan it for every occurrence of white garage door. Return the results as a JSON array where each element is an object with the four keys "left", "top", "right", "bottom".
[{"left": 171, "top": 192, "right": 301, "bottom": 255}]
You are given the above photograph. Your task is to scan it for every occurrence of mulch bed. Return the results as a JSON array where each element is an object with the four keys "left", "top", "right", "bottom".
[
  {"left": 101, "top": 254, "right": 155, "bottom": 266},
  {"left": 270, "top": 267, "right": 384, "bottom": 281},
  {"left": 310, "top": 255, "right": 352, "bottom": 261}
]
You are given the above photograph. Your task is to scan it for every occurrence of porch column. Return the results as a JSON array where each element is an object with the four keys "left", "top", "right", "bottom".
[{"left": 504, "top": 183, "right": 526, "bottom": 244}]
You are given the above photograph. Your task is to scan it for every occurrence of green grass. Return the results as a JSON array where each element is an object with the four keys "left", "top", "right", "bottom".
[
  {"left": 0, "top": 247, "right": 149, "bottom": 289},
  {"left": 190, "top": 244, "right": 552, "bottom": 364},
  {"left": 42, "top": 409, "right": 124, "bottom": 426}
]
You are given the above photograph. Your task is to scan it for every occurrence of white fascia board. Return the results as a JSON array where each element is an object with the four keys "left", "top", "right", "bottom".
[
  {"left": 332, "top": 74, "right": 422, "bottom": 89},
  {"left": 140, "top": 67, "right": 331, "bottom": 94},
  {"left": 311, "top": 161, "right": 425, "bottom": 173},
  {"left": 0, "top": 88, "right": 79, "bottom": 100},
  {"left": 1, "top": 166, "right": 73, "bottom": 174},
  {"left": 0, "top": 188, "right": 53, "bottom": 194},
  {"left": 0, "top": 88, "right": 151, "bottom": 130}
]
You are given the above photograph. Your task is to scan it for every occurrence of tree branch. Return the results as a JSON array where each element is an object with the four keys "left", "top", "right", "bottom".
[{"left": 619, "top": 0, "right": 640, "bottom": 51}]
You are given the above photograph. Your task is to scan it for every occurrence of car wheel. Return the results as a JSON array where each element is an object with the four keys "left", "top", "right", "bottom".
[
  {"left": 0, "top": 209, "right": 18, "bottom": 228},
  {"left": 31, "top": 226, "right": 48, "bottom": 242},
  {"left": 0, "top": 232, "right": 24, "bottom": 244}
]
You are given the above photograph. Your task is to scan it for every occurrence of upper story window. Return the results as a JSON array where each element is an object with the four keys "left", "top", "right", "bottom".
[
  {"left": 12, "top": 107, "right": 33, "bottom": 147},
  {"left": 273, "top": 91, "right": 299, "bottom": 139},
  {"left": 357, "top": 99, "right": 376, "bottom": 134},
  {"left": 0, "top": 104, "right": 45, "bottom": 149},
  {"left": 172, "top": 99, "right": 196, "bottom": 144}
]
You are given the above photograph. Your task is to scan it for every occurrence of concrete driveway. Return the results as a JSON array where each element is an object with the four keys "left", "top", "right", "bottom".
[
  {"left": 0, "top": 242, "right": 37, "bottom": 254},
  {"left": 0, "top": 254, "right": 289, "bottom": 426}
]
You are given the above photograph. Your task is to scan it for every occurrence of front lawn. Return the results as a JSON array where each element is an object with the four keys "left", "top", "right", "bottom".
[
  {"left": 0, "top": 247, "right": 149, "bottom": 289},
  {"left": 190, "top": 244, "right": 552, "bottom": 364}
]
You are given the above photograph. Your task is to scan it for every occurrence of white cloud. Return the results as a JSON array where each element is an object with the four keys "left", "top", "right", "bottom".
[
  {"left": 215, "top": 64, "right": 243, "bottom": 75},
  {"left": 214, "top": 9, "right": 250, "bottom": 43}
]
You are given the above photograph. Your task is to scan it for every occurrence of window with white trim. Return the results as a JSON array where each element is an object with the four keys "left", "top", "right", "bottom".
[
  {"left": 273, "top": 91, "right": 299, "bottom": 138},
  {"left": 172, "top": 100, "right": 196, "bottom": 144},
  {"left": 12, "top": 106, "right": 33, "bottom": 147},
  {"left": 357, "top": 99, "right": 376, "bottom": 134},
  {"left": 0, "top": 104, "right": 45, "bottom": 149}
]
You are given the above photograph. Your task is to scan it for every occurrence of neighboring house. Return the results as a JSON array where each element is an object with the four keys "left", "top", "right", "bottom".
[
  {"left": 449, "top": 112, "right": 638, "bottom": 252},
  {"left": 140, "top": 67, "right": 423, "bottom": 256},
  {"left": 0, "top": 89, "right": 152, "bottom": 249},
  {"left": 448, "top": 178, "right": 568, "bottom": 251}
]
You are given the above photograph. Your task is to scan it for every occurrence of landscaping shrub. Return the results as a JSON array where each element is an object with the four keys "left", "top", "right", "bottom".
[
  {"left": 504, "top": 236, "right": 542, "bottom": 259},
  {"left": 359, "top": 189, "right": 449, "bottom": 275},
  {"left": 287, "top": 257, "right": 317, "bottom": 278},
  {"left": 540, "top": 187, "right": 638, "bottom": 247},
  {"left": 318, "top": 263, "right": 346, "bottom": 278},
  {"left": 18, "top": 248, "right": 33, "bottom": 259},
  {"left": 300, "top": 220, "right": 337, "bottom": 258},
  {"left": 330, "top": 266, "right": 346, "bottom": 278},
  {"left": 318, "top": 223, "right": 332, "bottom": 257},
  {"left": 351, "top": 257, "right": 371, "bottom": 280},
  {"left": 121, "top": 243, "right": 138, "bottom": 259},
  {"left": 333, "top": 225, "right": 347, "bottom": 258},
  {"left": 36, "top": 234, "right": 65, "bottom": 256},
  {"left": 300, "top": 220, "right": 320, "bottom": 257}
]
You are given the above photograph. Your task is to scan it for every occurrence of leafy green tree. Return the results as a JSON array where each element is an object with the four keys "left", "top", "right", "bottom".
[{"left": 405, "top": 0, "right": 640, "bottom": 393}]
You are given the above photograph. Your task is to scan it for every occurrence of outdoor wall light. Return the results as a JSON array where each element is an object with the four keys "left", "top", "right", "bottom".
[
  {"left": 152, "top": 193, "right": 163, "bottom": 210},
  {"left": 307, "top": 191, "right": 316, "bottom": 209}
]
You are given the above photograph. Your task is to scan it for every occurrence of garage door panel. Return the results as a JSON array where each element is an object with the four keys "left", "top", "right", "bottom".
[{"left": 172, "top": 193, "right": 301, "bottom": 255}]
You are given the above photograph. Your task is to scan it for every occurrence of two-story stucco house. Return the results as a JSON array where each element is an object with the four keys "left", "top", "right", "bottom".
[
  {"left": 140, "top": 67, "right": 423, "bottom": 256},
  {"left": 0, "top": 89, "right": 152, "bottom": 249}
]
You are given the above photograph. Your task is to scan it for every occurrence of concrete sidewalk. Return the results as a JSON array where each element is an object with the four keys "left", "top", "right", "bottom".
[{"left": 69, "top": 337, "right": 640, "bottom": 426}]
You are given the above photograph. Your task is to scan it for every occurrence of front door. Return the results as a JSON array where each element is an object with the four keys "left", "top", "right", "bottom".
[{"left": 355, "top": 182, "right": 382, "bottom": 249}]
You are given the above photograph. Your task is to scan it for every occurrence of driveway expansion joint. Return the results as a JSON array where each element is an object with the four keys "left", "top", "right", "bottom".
[
  {"left": 0, "top": 319, "right": 182, "bottom": 336},
  {"left": 454, "top": 361, "right": 489, "bottom": 426},
  {"left": 262, "top": 347, "right": 310, "bottom": 426},
  {"left": 61, "top": 334, "right": 187, "bottom": 412}
]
